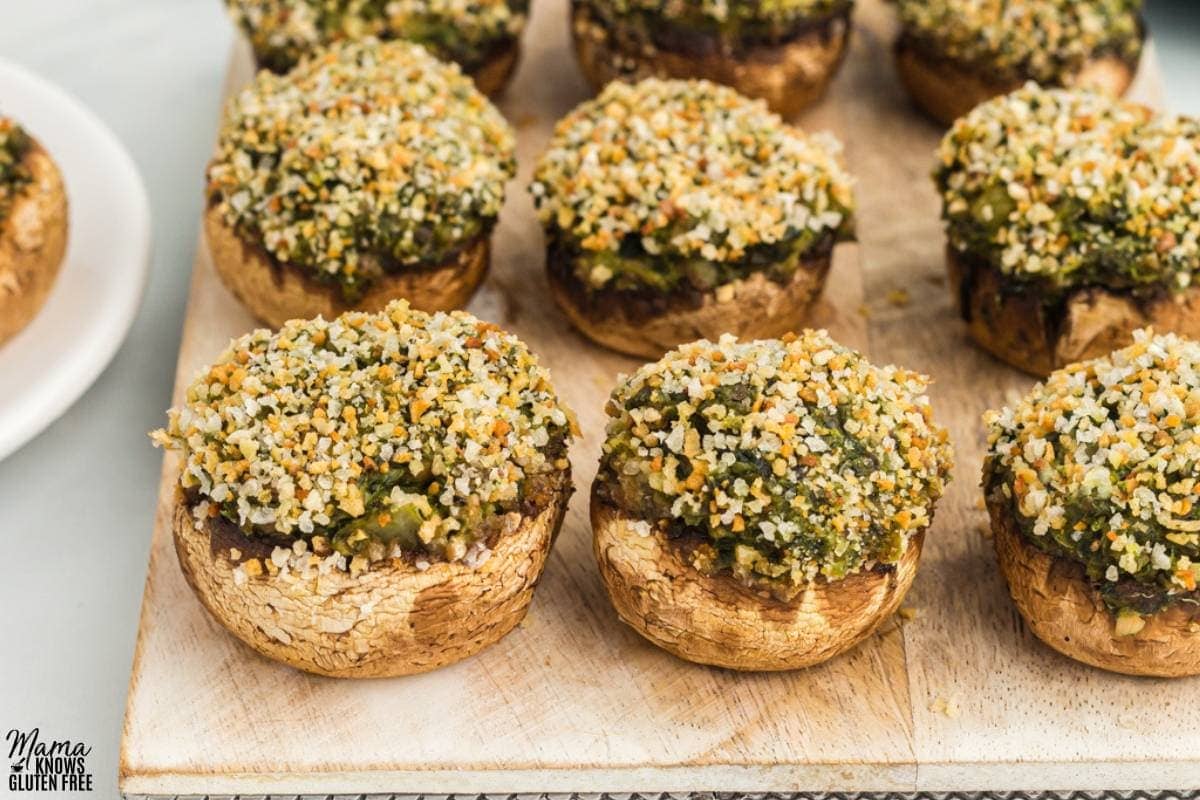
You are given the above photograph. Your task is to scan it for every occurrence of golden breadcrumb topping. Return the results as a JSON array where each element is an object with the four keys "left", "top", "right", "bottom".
[
  {"left": 600, "top": 331, "right": 951, "bottom": 587},
  {"left": 0, "top": 118, "right": 31, "bottom": 223},
  {"left": 226, "top": 0, "right": 526, "bottom": 73},
  {"left": 897, "top": 0, "right": 1143, "bottom": 83},
  {"left": 531, "top": 78, "right": 853, "bottom": 283},
  {"left": 152, "top": 301, "right": 576, "bottom": 566},
  {"left": 986, "top": 329, "right": 1200, "bottom": 614},
  {"left": 935, "top": 84, "right": 1200, "bottom": 295},
  {"left": 207, "top": 39, "right": 515, "bottom": 300}
]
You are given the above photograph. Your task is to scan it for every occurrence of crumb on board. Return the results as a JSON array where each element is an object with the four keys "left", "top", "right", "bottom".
[
  {"left": 887, "top": 288, "right": 911, "bottom": 307},
  {"left": 897, "top": 606, "right": 919, "bottom": 621},
  {"left": 930, "top": 696, "right": 960, "bottom": 718}
]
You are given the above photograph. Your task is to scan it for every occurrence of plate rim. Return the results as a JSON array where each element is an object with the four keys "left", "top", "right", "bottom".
[{"left": 0, "top": 55, "right": 152, "bottom": 462}]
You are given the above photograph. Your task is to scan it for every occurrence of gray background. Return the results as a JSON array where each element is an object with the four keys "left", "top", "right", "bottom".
[{"left": 0, "top": 2, "right": 1196, "bottom": 797}]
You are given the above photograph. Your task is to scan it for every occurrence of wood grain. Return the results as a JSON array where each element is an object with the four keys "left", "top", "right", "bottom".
[{"left": 120, "top": 0, "right": 1197, "bottom": 795}]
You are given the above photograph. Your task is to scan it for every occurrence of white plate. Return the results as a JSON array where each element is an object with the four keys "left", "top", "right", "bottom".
[{"left": 0, "top": 58, "right": 151, "bottom": 461}]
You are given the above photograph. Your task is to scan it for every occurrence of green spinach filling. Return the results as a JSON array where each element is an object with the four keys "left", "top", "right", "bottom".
[{"left": 0, "top": 122, "right": 31, "bottom": 223}]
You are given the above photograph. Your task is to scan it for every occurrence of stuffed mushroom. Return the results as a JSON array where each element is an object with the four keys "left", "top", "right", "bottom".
[
  {"left": 570, "top": 0, "right": 853, "bottom": 117},
  {"left": 894, "top": 0, "right": 1143, "bottom": 125},
  {"left": 224, "top": 0, "right": 527, "bottom": 95},
  {"left": 592, "top": 331, "right": 952, "bottom": 670},
  {"left": 151, "top": 300, "right": 576, "bottom": 677},
  {"left": 531, "top": 78, "right": 854, "bottom": 360},
  {"left": 205, "top": 39, "right": 515, "bottom": 328},
  {"left": 984, "top": 329, "right": 1200, "bottom": 677},
  {"left": 0, "top": 117, "right": 67, "bottom": 347},
  {"left": 935, "top": 84, "right": 1200, "bottom": 376}
]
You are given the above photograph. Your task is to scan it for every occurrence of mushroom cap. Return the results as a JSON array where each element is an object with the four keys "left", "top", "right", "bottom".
[
  {"left": 895, "top": 41, "right": 1135, "bottom": 126},
  {"left": 570, "top": 2, "right": 850, "bottom": 117},
  {"left": 0, "top": 139, "right": 68, "bottom": 346},
  {"left": 987, "top": 484, "right": 1200, "bottom": 678},
  {"left": 946, "top": 246, "right": 1200, "bottom": 377},
  {"left": 546, "top": 245, "right": 832, "bottom": 360},
  {"left": 591, "top": 486, "right": 924, "bottom": 671},
  {"left": 172, "top": 468, "right": 571, "bottom": 678},
  {"left": 205, "top": 205, "right": 490, "bottom": 328}
]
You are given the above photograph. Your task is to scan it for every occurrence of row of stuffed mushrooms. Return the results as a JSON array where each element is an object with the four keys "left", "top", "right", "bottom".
[
  {"left": 205, "top": 27, "right": 1200, "bottom": 376},
  {"left": 224, "top": 0, "right": 1146, "bottom": 124},
  {"left": 152, "top": 297, "right": 1200, "bottom": 680}
]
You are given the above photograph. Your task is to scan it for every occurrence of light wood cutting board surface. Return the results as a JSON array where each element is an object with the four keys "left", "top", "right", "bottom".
[{"left": 120, "top": 0, "right": 1196, "bottom": 795}]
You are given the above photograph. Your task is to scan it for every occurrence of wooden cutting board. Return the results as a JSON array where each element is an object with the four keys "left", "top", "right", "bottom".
[{"left": 119, "top": 0, "right": 1197, "bottom": 795}]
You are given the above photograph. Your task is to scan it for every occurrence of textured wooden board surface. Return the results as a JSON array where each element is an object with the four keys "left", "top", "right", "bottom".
[{"left": 120, "top": 0, "right": 1196, "bottom": 796}]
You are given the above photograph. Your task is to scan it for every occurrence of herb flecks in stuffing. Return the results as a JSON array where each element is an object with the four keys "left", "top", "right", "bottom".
[
  {"left": 152, "top": 300, "right": 576, "bottom": 568},
  {"left": 0, "top": 119, "right": 32, "bottom": 224},
  {"left": 226, "top": 0, "right": 527, "bottom": 74},
  {"left": 898, "top": 0, "right": 1143, "bottom": 84},
  {"left": 986, "top": 329, "right": 1200, "bottom": 615},
  {"left": 599, "top": 332, "right": 952, "bottom": 588},
  {"left": 531, "top": 79, "right": 854, "bottom": 294},
  {"left": 207, "top": 39, "right": 515, "bottom": 301},
  {"left": 581, "top": 0, "right": 851, "bottom": 45},
  {"left": 935, "top": 84, "right": 1200, "bottom": 298}
]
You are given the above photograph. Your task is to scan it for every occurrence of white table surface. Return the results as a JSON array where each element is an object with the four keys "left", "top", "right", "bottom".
[{"left": 1, "top": 2, "right": 1198, "bottom": 798}]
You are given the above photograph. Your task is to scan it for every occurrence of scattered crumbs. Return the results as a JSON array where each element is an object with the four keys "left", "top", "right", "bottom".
[
  {"left": 229, "top": 547, "right": 242, "bottom": 561},
  {"left": 930, "top": 696, "right": 960, "bottom": 718},
  {"left": 887, "top": 288, "right": 911, "bottom": 307},
  {"left": 857, "top": 303, "right": 871, "bottom": 318},
  {"left": 897, "top": 606, "right": 919, "bottom": 621}
]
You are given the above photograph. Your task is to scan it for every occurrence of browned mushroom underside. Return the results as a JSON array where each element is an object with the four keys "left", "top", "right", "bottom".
[
  {"left": 985, "top": 481, "right": 1200, "bottom": 678},
  {"left": 546, "top": 242, "right": 834, "bottom": 360},
  {"left": 946, "top": 247, "right": 1200, "bottom": 377},
  {"left": 204, "top": 205, "right": 491, "bottom": 328},
  {"left": 894, "top": 37, "right": 1137, "bottom": 126},
  {"left": 570, "top": 2, "right": 851, "bottom": 117},
  {"left": 591, "top": 486, "right": 924, "bottom": 671},
  {"left": 172, "top": 467, "right": 572, "bottom": 678},
  {"left": 0, "top": 142, "right": 68, "bottom": 346}
]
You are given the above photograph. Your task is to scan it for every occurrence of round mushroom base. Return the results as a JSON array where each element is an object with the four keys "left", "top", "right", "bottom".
[
  {"left": 946, "top": 247, "right": 1200, "bottom": 377},
  {"left": 547, "top": 249, "right": 833, "bottom": 360},
  {"left": 591, "top": 489, "right": 924, "bottom": 671},
  {"left": 987, "top": 488, "right": 1200, "bottom": 678},
  {"left": 571, "top": 3, "right": 851, "bottom": 118},
  {"left": 0, "top": 142, "right": 68, "bottom": 346},
  {"left": 205, "top": 206, "right": 490, "bottom": 329},
  {"left": 172, "top": 470, "right": 571, "bottom": 678},
  {"left": 894, "top": 40, "right": 1137, "bottom": 126}
]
